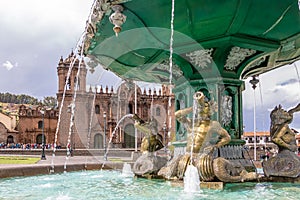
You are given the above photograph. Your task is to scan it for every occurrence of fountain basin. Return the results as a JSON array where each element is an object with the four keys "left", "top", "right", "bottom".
[{"left": 0, "top": 170, "right": 299, "bottom": 199}]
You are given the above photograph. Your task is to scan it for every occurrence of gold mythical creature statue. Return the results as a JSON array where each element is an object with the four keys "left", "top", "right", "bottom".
[
  {"left": 158, "top": 91, "right": 257, "bottom": 182},
  {"left": 132, "top": 114, "right": 167, "bottom": 176},
  {"left": 263, "top": 103, "right": 300, "bottom": 178},
  {"left": 132, "top": 114, "right": 164, "bottom": 153}
]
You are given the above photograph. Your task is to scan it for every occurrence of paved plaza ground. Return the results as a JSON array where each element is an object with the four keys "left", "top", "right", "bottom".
[{"left": 0, "top": 149, "right": 137, "bottom": 178}]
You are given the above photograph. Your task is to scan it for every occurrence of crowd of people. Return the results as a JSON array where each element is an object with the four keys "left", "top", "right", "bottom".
[{"left": 0, "top": 142, "right": 62, "bottom": 150}]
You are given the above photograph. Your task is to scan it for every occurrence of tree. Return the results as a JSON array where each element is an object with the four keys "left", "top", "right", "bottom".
[
  {"left": 43, "top": 96, "right": 57, "bottom": 108},
  {"left": 0, "top": 92, "right": 39, "bottom": 105}
]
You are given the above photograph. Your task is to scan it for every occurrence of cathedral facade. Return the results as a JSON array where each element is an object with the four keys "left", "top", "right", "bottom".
[
  {"left": 3, "top": 52, "right": 175, "bottom": 150},
  {"left": 54, "top": 52, "right": 175, "bottom": 149}
]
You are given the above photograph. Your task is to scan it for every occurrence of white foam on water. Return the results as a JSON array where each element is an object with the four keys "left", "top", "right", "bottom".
[
  {"left": 184, "top": 164, "right": 200, "bottom": 193},
  {"left": 121, "top": 162, "right": 134, "bottom": 178}
]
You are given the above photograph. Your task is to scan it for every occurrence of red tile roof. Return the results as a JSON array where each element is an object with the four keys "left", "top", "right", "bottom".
[{"left": 243, "top": 131, "right": 270, "bottom": 137}]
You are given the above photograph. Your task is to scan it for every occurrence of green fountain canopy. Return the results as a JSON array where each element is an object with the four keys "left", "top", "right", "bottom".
[{"left": 84, "top": 0, "right": 300, "bottom": 84}]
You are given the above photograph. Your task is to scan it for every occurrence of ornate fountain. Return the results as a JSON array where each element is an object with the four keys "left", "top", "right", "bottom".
[
  {"left": 131, "top": 91, "right": 258, "bottom": 186},
  {"left": 81, "top": 0, "right": 300, "bottom": 188}
]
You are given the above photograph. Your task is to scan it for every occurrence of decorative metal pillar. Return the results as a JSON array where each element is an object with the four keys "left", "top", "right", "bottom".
[
  {"left": 103, "top": 112, "right": 107, "bottom": 161},
  {"left": 250, "top": 76, "right": 259, "bottom": 161},
  {"left": 40, "top": 109, "right": 46, "bottom": 160}
]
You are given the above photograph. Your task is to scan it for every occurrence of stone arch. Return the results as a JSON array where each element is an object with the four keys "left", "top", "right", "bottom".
[
  {"left": 36, "top": 134, "right": 46, "bottom": 144},
  {"left": 7, "top": 135, "right": 14, "bottom": 144}
]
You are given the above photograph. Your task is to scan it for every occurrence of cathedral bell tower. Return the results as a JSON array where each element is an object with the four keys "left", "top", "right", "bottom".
[
  {"left": 56, "top": 51, "right": 88, "bottom": 148},
  {"left": 57, "top": 51, "right": 87, "bottom": 105}
]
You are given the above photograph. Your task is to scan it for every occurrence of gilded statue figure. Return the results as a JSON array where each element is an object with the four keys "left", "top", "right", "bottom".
[
  {"left": 263, "top": 104, "right": 300, "bottom": 178},
  {"left": 175, "top": 91, "right": 231, "bottom": 154},
  {"left": 158, "top": 91, "right": 257, "bottom": 183}
]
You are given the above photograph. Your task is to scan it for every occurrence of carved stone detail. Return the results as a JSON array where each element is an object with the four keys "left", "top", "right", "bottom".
[
  {"left": 156, "top": 60, "right": 183, "bottom": 78},
  {"left": 186, "top": 49, "right": 213, "bottom": 69},
  {"left": 224, "top": 47, "right": 256, "bottom": 71},
  {"left": 221, "top": 95, "right": 233, "bottom": 126}
]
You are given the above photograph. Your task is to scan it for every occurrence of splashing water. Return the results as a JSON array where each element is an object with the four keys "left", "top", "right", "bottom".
[
  {"left": 85, "top": 86, "right": 97, "bottom": 168},
  {"left": 108, "top": 114, "right": 134, "bottom": 145},
  {"left": 190, "top": 97, "right": 198, "bottom": 162},
  {"left": 101, "top": 114, "right": 134, "bottom": 168},
  {"left": 185, "top": 92, "right": 201, "bottom": 191},
  {"left": 51, "top": 56, "right": 77, "bottom": 173},
  {"left": 184, "top": 164, "right": 200, "bottom": 192},
  {"left": 51, "top": 0, "right": 100, "bottom": 173},
  {"left": 121, "top": 162, "right": 134, "bottom": 177},
  {"left": 167, "top": 0, "right": 175, "bottom": 145}
]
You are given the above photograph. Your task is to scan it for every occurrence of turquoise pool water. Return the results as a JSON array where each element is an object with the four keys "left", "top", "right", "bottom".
[{"left": 0, "top": 170, "right": 299, "bottom": 200}]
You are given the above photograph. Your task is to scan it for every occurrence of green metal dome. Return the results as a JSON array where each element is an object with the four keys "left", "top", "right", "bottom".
[
  {"left": 83, "top": 0, "right": 300, "bottom": 139},
  {"left": 84, "top": 0, "right": 300, "bottom": 84}
]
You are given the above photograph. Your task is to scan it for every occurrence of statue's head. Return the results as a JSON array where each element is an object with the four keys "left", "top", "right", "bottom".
[
  {"left": 270, "top": 104, "right": 293, "bottom": 125},
  {"left": 193, "top": 91, "right": 216, "bottom": 121}
]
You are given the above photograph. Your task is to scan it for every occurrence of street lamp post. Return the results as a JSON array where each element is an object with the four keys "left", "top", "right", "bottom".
[
  {"left": 250, "top": 76, "right": 259, "bottom": 161},
  {"left": 40, "top": 109, "right": 46, "bottom": 160},
  {"left": 103, "top": 112, "right": 107, "bottom": 161},
  {"left": 163, "top": 122, "right": 167, "bottom": 152}
]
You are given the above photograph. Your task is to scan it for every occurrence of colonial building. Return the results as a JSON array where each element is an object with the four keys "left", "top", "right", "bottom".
[
  {"left": 54, "top": 52, "right": 175, "bottom": 149},
  {"left": 242, "top": 131, "right": 278, "bottom": 158},
  {"left": 242, "top": 130, "right": 300, "bottom": 159},
  {"left": 17, "top": 105, "right": 58, "bottom": 146},
  {"left": 0, "top": 108, "right": 18, "bottom": 145}
]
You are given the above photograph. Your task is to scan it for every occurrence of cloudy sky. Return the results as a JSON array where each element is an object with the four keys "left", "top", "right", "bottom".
[
  {"left": 1, "top": 0, "right": 300, "bottom": 132},
  {"left": 0, "top": 0, "right": 95, "bottom": 98},
  {"left": 243, "top": 62, "right": 300, "bottom": 131}
]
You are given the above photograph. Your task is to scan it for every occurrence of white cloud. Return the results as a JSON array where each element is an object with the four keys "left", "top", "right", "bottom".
[
  {"left": 243, "top": 61, "right": 300, "bottom": 131},
  {"left": 2, "top": 61, "right": 17, "bottom": 71},
  {"left": 243, "top": 61, "right": 300, "bottom": 110}
]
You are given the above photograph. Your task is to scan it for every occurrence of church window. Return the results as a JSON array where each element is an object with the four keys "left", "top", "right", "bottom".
[
  {"left": 74, "top": 77, "right": 80, "bottom": 90},
  {"left": 95, "top": 105, "right": 100, "bottom": 114},
  {"left": 128, "top": 103, "right": 133, "bottom": 114},
  {"left": 65, "top": 77, "right": 71, "bottom": 90},
  {"left": 156, "top": 107, "right": 161, "bottom": 116},
  {"left": 38, "top": 120, "right": 44, "bottom": 129}
]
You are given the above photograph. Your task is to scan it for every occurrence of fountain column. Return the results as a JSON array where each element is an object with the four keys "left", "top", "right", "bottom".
[{"left": 173, "top": 78, "right": 245, "bottom": 142}]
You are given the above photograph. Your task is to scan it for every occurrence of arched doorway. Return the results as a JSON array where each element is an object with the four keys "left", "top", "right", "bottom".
[
  {"left": 7, "top": 135, "right": 14, "bottom": 144},
  {"left": 36, "top": 134, "right": 46, "bottom": 144},
  {"left": 124, "top": 124, "right": 135, "bottom": 148},
  {"left": 94, "top": 133, "right": 103, "bottom": 149}
]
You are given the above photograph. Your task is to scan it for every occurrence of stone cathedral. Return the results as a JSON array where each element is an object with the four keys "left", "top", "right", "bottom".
[{"left": 55, "top": 51, "right": 175, "bottom": 149}]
